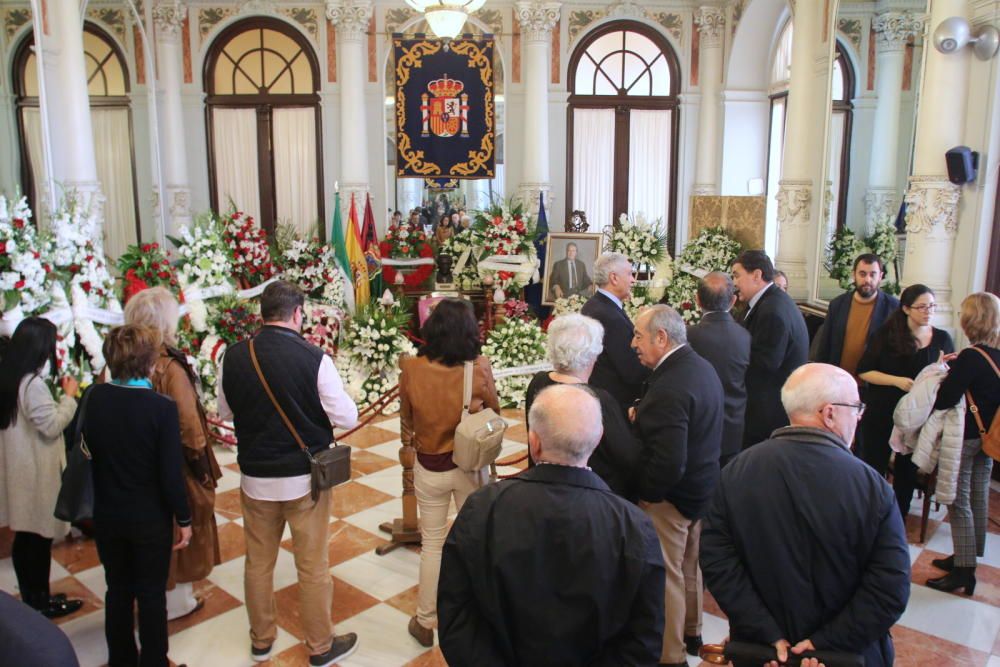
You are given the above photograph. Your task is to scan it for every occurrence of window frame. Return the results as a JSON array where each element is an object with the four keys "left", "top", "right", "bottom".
[{"left": 831, "top": 41, "right": 855, "bottom": 232}]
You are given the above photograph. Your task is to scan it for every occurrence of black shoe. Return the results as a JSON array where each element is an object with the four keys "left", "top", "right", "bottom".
[
  {"left": 251, "top": 644, "right": 273, "bottom": 662},
  {"left": 931, "top": 554, "right": 955, "bottom": 572},
  {"left": 39, "top": 597, "right": 84, "bottom": 619},
  {"left": 310, "top": 633, "right": 359, "bottom": 667},
  {"left": 684, "top": 634, "right": 703, "bottom": 657},
  {"left": 927, "top": 566, "right": 977, "bottom": 596}
]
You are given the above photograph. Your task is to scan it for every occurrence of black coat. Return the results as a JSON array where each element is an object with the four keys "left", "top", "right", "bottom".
[
  {"left": 581, "top": 291, "right": 650, "bottom": 410},
  {"left": 687, "top": 311, "right": 751, "bottom": 461},
  {"left": 700, "top": 427, "right": 911, "bottom": 667},
  {"left": 438, "top": 465, "right": 665, "bottom": 666},
  {"left": 742, "top": 285, "right": 809, "bottom": 446},
  {"left": 548, "top": 257, "right": 593, "bottom": 300},
  {"left": 812, "top": 290, "right": 899, "bottom": 367},
  {"left": 633, "top": 345, "right": 724, "bottom": 519}
]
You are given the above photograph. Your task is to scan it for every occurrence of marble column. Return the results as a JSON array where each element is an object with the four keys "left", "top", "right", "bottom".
[
  {"left": 515, "top": 1, "right": 560, "bottom": 217},
  {"left": 153, "top": 1, "right": 192, "bottom": 238},
  {"left": 902, "top": 0, "right": 970, "bottom": 330},
  {"left": 693, "top": 6, "right": 725, "bottom": 196},
  {"left": 40, "top": 0, "right": 104, "bottom": 221},
  {"left": 773, "top": 0, "right": 825, "bottom": 299},
  {"left": 328, "top": 0, "right": 374, "bottom": 208},
  {"left": 865, "top": 11, "right": 923, "bottom": 232}
]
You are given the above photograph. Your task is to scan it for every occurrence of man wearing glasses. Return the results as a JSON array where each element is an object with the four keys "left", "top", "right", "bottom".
[{"left": 701, "top": 363, "right": 910, "bottom": 667}]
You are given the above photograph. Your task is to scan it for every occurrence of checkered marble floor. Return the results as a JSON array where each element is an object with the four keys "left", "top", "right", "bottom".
[{"left": 3, "top": 410, "right": 1000, "bottom": 666}]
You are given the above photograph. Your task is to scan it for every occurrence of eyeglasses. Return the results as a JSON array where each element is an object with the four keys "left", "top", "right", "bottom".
[
  {"left": 830, "top": 401, "right": 866, "bottom": 417},
  {"left": 910, "top": 304, "right": 938, "bottom": 312}
]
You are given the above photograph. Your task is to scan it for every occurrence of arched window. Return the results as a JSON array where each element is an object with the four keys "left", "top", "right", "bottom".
[
  {"left": 205, "top": 19, "right": 323, "bottom": 236},
  {"left": 828, "top": 42, "right": 855, "bottom": 233},
  {"left": 764, "top": 18, "right": 793, "bottom": 255},
  {"left": 14, "top": 23, "right": 140, "bottom": 261},
  {"left": 567, "top": 22, "right": 680, "bottom": 243}
]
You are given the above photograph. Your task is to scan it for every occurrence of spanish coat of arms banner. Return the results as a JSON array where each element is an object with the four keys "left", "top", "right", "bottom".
[{"left": 394, "top": 37, "right": 495, "bottom": 180}]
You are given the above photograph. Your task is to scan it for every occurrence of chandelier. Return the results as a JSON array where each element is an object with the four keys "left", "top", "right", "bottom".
[{"left": 405, "top": 0, "right": 486, "bottom": 39}]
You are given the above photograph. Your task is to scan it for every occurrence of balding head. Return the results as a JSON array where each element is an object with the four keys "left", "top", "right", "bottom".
[
  {"left": 780, "top": 363, "right": 862, "bottom": 445},
  {"left": 696, "top": 272, "right": 737, "bottom": 313},
  {"left": 528, "top": 384, "right": 603, "bottom": 466}
]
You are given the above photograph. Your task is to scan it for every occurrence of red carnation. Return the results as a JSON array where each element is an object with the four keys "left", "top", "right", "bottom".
[
  {"left": 81, "top": 281, "right": 92, "bottom": 293},
  {"left": 14, "top": 279, "right": 25, "bottom": 289},
  {"left": 13, "top": 219, "right": 24, "bottom": 228}
]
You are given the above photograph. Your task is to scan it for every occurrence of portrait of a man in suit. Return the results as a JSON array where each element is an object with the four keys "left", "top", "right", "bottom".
[{"left": 544, "top": 236, "right": 599, "bottom": 303}]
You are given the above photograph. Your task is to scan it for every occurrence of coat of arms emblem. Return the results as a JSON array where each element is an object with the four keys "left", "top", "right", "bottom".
[{"left": 420, "top": 75, "right": 470, "bottom": 139}]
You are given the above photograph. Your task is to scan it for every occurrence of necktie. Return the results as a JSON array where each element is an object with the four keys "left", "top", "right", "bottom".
[{"left": 569, "top": 262, "right": 576, "bottom": 290}]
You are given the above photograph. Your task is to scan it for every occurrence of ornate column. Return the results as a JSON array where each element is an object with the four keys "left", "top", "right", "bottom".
[
  {"left": 773, "top": 0, "right": 824, "bottom": 299},
  {"left": 693, "top": 6, "right": 725, "bottom": 196},
  {"left": 515, "top": 1, "right": 560, "bottom": 216},
  {"left": 902, "top": 0, "right": 970, "bottom": 330},
  {"left": 328, "top": 0, "right": 374, "bottom": 208},
  {"left": 40, "top": 0, "right": 104, "bottom": 220},
  {"left": 865, "top": 11, "right": 923, "bottom": 232},
  {"left": 153, "top": 1, "right": 192, "bottom": 238}
]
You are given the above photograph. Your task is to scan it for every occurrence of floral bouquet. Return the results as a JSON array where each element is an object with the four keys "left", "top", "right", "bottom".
[
  {"left": 826, "top": 227, "right": 864, "bottom": 291},
  {"left": 0, "top": 195, "right": 51, "bottom": 315},
  {"left": 209, "top": 295, "right": 261, "bottom": 346},
  {"left": 503, "top": 299, "right": 534, "bottom": 322},
  {"left": 676, "top": 226, "right": 743, "bottom": 274},
  {"left": 381, "top": 221, "right": 434, "bottom": 288},
  {"left": 48, "top": 191, "right": 116, "bottom": 304},
  {"left": 624, "top": 285, "right": 656, "bottom": 322},
  {"left": 552, "top": 294, "right": 586, "bottom": 316},
  {"left": 438, "top": 232, "right": 481, "bottom": 289},
  {"left": 337, "top": 300, "right": 416, "bottom": 412},
  {"left": 222, "top": 211, "right": 275, "bottom": 288},
  {"left": 280, "top": 238, "right": 346, "bottom": 306},
  {"left": 116, "top": 242, "right": 179, "bottom": 303},
  {"left": 662, "top": 272, "right": 701, "bottom": 324},
  {"left": 866, "top": 222, "right": 901, "bottom": 295},
  {"left": 472, "top": 199, "right": 538, "bottom": 292},
  {"left": 302, "top": 301, "right": 343, "bottom": 357},
  {"left": 171, "top": 214, "right": 234, "bottom": 292},
  {"left": 195, "top": 334, "right": 227, "bottom": 414},
  {"left": 482, "top": 317, "right": 547, "bottom": 407},
  {"left": 610, "top": 213, "right": 668, "bottom": 268}
]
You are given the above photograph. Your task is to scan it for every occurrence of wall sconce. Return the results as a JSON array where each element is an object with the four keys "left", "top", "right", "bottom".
[{"left": 933, "top": 17, "right": 1000, "bottom": 60}]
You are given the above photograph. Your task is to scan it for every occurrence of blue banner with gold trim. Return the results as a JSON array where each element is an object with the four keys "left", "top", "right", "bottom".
[{"left": 394, "top": 37, "right": 495, "bottom": 180}]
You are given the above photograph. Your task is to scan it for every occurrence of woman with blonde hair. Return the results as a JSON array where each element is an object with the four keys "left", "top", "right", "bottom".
[
  {"left": 926, "top": 292, "right": 1000, "bottom": 595},
  {"left": 124, "top": 287, "right": 221, "bottom": 620}
]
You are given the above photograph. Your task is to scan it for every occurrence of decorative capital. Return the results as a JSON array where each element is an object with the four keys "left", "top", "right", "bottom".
[
  {"left": 515, "top": 2, "right": 561, "bottom": 43},
  {"left": 152, "top": 1, "right": 187, "bottom": 40},
  {"left": 864, "top": 188, "right": 899, "bottom": 231},
  {"left": 873, "top": 11, "right": 924, "bottom": 53},
  {"left": 327, "top": 0, "right": 373, "bottom": 42},
  {"left": 605, "top": 0, "right": 645, "bottom": 21},
  {"left": 694, "top": 6, "right": 726, "bottom": 48},
  {"left": 776, "top": 179, "right": 812, "bottom": 228},
  {"left": 904, "top": 176, "right": 960, "bottom": 238}
]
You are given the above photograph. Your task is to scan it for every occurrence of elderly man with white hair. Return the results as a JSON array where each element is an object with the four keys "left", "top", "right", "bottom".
[
  {"left": 700, "top": 363, "right": 910, "bottom": 667},
  {"left": 524, "top": 314, "right": 641, "bottom": 498},
  {"left": 438, "top": 384, "right": 665, "bottom": 666}
]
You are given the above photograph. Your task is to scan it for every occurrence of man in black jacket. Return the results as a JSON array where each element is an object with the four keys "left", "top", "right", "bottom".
[
  {"left": 630, "top": 305, "right": 724, "bottom": 666},
  {"left": 701, "top": 363, "right": 910, "bottom": 667},
  {"left": 732, "top": 250, "right": 809, "bottom": 446},
  {"left": 219, "top": 281, "right": 360, "bottom": 667},
  {"left": 581, "top": 252, "right": 650, "bottom": 411},
  {"left": 687, "top": 272, "right": 751, "bottom": 467},
  {"left": 438, "top": 384, "right": 665, "bottom": 666}
]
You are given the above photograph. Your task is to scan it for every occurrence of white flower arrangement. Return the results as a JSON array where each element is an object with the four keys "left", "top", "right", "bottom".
[
  {"left": 624, "top": 288, "right": 656, "bottom": 322},
  {"left": 472, "top": 200, "right": 538, "bottom": 292},
  {"left": 661, "top": 227, "right": 743, "bottom": 325},
  {"left": 336, "top": 302, "right": 415, "bottom": 413},
  {"left": 279, "top": 238, "right": 346, "bottom": 307},
  {"left": 439, "top": 232, "right": 481, "bottom": 289},
  {"left": 196, "top": 334, "right": 227, "bottom": 414},
  {"left": 302, "top": 301, "right": 343, "bottom": 358},
  {"left": 172, "top": 216, "right": 234, "bottom": 292},
  {"left": 610, "top": 213, "right": 668, "bottom": 268},
  {"left": 482, "top": 317, "right": 547, "bottom": 408},
  {"left": 552, "top": 294, "right": 586, "bottom": 316},
  {"left": 0, "top": 195, "right": 51, "bottom": 314}
]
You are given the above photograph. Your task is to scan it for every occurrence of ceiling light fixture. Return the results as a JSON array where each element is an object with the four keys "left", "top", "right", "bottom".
[{"left": 405, "top": 0, "right": 486, "bottom": 39}]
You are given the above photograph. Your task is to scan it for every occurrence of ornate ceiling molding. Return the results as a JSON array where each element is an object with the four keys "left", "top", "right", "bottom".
[{"left": 873, "top": 11, "right": 925, "bottom": 53}]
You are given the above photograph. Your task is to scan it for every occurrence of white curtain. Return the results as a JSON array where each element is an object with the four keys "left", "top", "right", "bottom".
[
  {"left": 273, "top": 107, "right": 319, "bottom": 236},
  {"left": 627, "top": 109, "right": 672, "bottom": 227},
  {"left": 212, "top": 108, "right": 261, "bottom": 223},
  {"left": 20, "top": 109, "right": 47, "bottom": 226},
  {"left": 572, "top": 108, "right": 615, "bottom": 229},
  {"left": 91, "top": 108, "right": 137, "bottom": 261}
]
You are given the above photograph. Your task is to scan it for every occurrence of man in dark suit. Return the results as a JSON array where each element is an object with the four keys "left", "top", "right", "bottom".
[
  {"left": 687, "top": 272, "right": 751, "bottom": 467},
  {"left": 812, "top": 253, "right": 899, "bottom": 378},
  {"left": 581, "top": 252, "right": 649, "bottom": 411},
  {"left": 549, "top": 242, "right": 594, "bottom": 300},
  {"left": 630, "top": 305, "right": 724, "bottom": 666},
  {"left": 701, "top": 363, "right": 910, "bottom": 667},
  {"left": 732, "top": 250, "right": 809, "bottom": 447}
]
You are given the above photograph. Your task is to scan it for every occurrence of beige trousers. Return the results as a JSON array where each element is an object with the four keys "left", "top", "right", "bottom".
[
  {"left": 414, "top": 461, "right": 487, "bottom": 629},
  {"left": 241, "top": 489, "right": 333, "bottom": 656},
  {"left": 642, "top": 499, "right": 703, "bottom": 664}
]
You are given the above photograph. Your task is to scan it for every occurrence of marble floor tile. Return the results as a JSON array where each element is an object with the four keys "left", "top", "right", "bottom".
[
  {"left": 355, "top": 466, "right": 404, "bottom": 498},
  {"left": 366, "top": 438, "right": 405, "bottom": 462},
  {"left": 207, "top": 549, "right": 299, "bottom": 603},
  {"left": 898, "top": 584, "right": 1000, "bottom": 652},
  {"left": 51, "top": 534, "right": 102, "bottom": 574},
  {"left": 213, "top": 445, "right": 239, "bottom": 467},
  {"left": 331, "top": 549, "right": 421, "bottom": 601},
  {"left": 0, "top": 555, "right": 69, "bottom": 594},
  {"left": 215, "top": 488, "right": 245, "bottom": 520},
  {"left": 49, "top": 575, "right": 103, "bottom": 625},
  {"left": 329, "top": 481, "right": 396, "bottom": 519},
  {"left": 58, "top": 607, "right": 109, "bottom": 667},
  {"left": 892, "top": 624, "right": 991, "bottom": 666},
  {"left": 166, "top": 579, "right": 243, "bottom": 636},
  {"left": 336, "top": 603, "right": 429, "bottom": 666},
  {"left": 987, "top": 655, "right": 1000, "bottom": 667},
  {"left": 374, "top": 417, "right": 401, "bottom": 434},
  {"left": 384, "top": 583, "right": 420, "bottom": 618},
  {"left": 272, "top": 575, "right": 380, "bottom": 639},
  {"left": 167, "top": 606, "right": 299, "bottom": 666},
  {"left": 341, "top": 499, "right": 406, "bottom": 537},
  {"left": 325, "top": 521, "right": 389, "bottom": 567},
  {"left": 351, "top": 449, "right": 400, "bottom": 476},
  {"left": 217, "top": 521, "right": 248, "bottom": 563},
  {"left": 74, "top": 565, "right": 107, "bottom": 602},
  {"left": 215, "top": 467, "right": 244, "bottom": 493},
  {"left": 341, "top": 425, "right": 400, "bottom": 449},
  {"left": 403, "top": 646, "right": 447, "bottom": 667}
]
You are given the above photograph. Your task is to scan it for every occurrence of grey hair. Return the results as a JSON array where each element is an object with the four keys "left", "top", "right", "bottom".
[
  {"left": 123, "top": 286, "right": 179, "bottom": 347},
  {"left": 593, "top": 252, "right": 631, "bottom": 287},
  {"left": 781, "top": 363, "right": 856, "bottom": 417},
  {"left": 528, "top": 384, "right": 602, "bottom": 465},
  {"left": 697, "top": 272, "right": 735, "bottom": 313},
  {"left": 546, "top": 314, "right": 604, "bottom": 373},
  {"left": 641, "top": 304, "right": 687, "bottom": 346}
]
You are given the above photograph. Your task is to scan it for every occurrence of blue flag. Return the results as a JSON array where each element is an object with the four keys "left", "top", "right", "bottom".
[{"left": 524, "top": 192, "right": 551, "bottom": 318}]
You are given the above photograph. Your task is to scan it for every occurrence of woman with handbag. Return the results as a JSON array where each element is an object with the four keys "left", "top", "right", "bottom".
[
  {"left": 125, "top": 287, "right": 222, "bottom": 620},
  {"left": 399, "top": 298, "right": 500, "bottom": 648},
  {"left": 0, "top": 317, "right": 83, "bottom": 618},
  {"left": 925, "top": 292, "right": 1000, "bottom": 595},
  {"left": 84, "top": 325, "right": 191, "bottom": 667}
]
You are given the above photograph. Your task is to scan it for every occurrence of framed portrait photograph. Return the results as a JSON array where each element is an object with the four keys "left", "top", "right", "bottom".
[{"left": 542, "top": 233, "right": 602, "bottom": 305}]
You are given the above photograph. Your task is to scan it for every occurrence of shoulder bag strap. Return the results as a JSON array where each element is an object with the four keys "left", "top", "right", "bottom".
[
  {"left": 462, "top": 360, "right": 474, "bottom": 419},
  {"left": 249, "top": 338, "right": 312, "bottom": 459},
  {"left": 965, "top": 346, "right": 999, "bottom": 436},
  {"left": 970, "top": 345, "right": 1000, "bottom": 378}
]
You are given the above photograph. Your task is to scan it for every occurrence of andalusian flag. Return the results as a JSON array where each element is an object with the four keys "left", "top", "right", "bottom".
[
  {"left": 346, "top": 194, "right": 371, "bottom": 308},
  {"left": 330, "top": 192, "right": 355, "bottom": 313}
]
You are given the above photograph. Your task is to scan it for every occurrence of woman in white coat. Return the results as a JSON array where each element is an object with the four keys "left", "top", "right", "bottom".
[{"left": 0, "top": 317, "right": 82, "bottom": 617}]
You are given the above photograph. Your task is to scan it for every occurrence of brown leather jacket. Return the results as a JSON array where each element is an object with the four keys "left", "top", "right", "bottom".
[{"left": 399, "top": 354, "right": 500, "bottom": 455}]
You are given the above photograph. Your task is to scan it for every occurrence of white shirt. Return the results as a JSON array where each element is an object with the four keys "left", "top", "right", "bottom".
[
  {"left": 654, "top": 343, "right": 686, "bottom": 371},
  {"left": 598, "top": 288, "right": 624, "bottom": 310},
  {"left": 745, "top": 282, "right": 774, "bottom": 317},
  {"left": 217, "top": 352, "right": 359, "bottom": 501}
]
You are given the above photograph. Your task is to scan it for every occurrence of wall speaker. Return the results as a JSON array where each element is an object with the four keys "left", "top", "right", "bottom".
[{"left": 945, "top": 146, "right": 979, "bottom": 185}]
